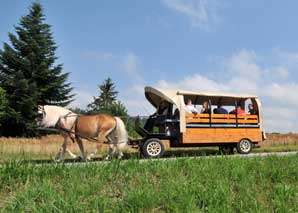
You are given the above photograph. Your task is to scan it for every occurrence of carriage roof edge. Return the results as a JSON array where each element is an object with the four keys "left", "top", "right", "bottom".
[{"left": 145, "top": 86, "right": 259, "bottom": 108}]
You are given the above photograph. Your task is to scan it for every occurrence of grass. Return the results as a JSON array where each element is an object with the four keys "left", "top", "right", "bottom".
[
  {"left": 0, "top": 155, "right": 298, "bottom": 212},
  {"left": 0, "top": 134, "right": 297, "bottom": 211}
]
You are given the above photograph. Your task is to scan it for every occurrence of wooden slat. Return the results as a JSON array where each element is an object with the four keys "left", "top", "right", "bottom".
[
  {"left": 211, "top": 114, "right": 236, "bottom": 119},
  {"left": 237, "top": 115, "right": 258, "bottom": 119},
  {"left": 186, "top": 118, "right": 210, "bottom": 123},
  {"left": 183, "top": 128, "right": 262, "bottom": 143},
  {"left": 186, "top": 114, "right": 258, "bottom": 124}
]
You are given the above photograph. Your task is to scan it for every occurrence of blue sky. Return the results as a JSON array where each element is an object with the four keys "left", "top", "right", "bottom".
[{"left": 1, "top": 0, "right": 298, "bottom": 133}]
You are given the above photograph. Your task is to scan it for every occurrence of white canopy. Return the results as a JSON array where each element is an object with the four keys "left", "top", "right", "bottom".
[{"left": 144, "top": 86, "right": 263, "bottom": 132}]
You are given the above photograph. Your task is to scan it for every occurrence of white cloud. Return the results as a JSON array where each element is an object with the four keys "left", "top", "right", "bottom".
[
  {"left": 263, "top": 83, "right": 298, "bottom": 107},
  {"left": 68, "top": 90, "right": 93, "bottom": 109},
  {"left": 119, "top": 84, "right": 154, "bottom": 116},
  {"left": 123, "top": 52, "right": 138, "bottom": 74},
  {"left": 121, "top": 52, "right": 144, "bottom": 81},
  {"left": 272, "top": 66, "right": 289, "bottom": 80},
  {"left": 157, "top": 74, "right": 226, "bottom": 92},
  {"left": 162, "top": 0, "right": 221, "bottom": 30},
  {"left": 224, "top": 49, "right": 261, "bottom": 81}
]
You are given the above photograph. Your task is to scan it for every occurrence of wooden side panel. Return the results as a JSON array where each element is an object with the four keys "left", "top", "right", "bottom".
[
  {"left": 183, "top": 128, "right": 262, "bottom": 144},
  {"left": 185, "top": 113, "right": 259, "bottom": 124}
]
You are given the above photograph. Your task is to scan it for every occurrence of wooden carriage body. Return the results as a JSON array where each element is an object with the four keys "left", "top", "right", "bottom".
[{"left": 141, "top": 87, "right": 265, "bottom": 149}]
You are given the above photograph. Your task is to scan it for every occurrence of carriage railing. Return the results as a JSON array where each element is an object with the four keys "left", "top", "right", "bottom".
[{"left": 185, "top": 113, "right": 259, "bottom": 127}]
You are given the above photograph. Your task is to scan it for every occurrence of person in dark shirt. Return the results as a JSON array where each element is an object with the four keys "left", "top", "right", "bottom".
[
  {"left": 213, "top": 105, "right": 228, "bottom": 114},
  {"left": 248, "top": 104, "right": 258, "bottom": 115}
]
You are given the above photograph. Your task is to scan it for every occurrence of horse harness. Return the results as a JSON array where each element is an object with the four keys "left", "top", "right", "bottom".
[{"left": 55, "top": 113, "right": 122, "bottom": 144}]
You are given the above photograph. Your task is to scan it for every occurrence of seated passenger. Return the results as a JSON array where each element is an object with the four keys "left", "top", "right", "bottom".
[
  {"left": 201, "top": 101, "right": 211, "bottom": 114},
  {"left": 213, "top": 105, "right": 228, "bottom": 114},
  {"left": 229, "top": 106, "right": 245, "bottom": 115},
  {"left": 248, "top": 104, "right": 258, "bottom": 115},
  {"left": 144, "top": 101, "right": 168, "bottom": 131},
  {"left": 157, "top": 101, "right": 169, "bottom": 116},
  {"left": 185, "top": 99, "right": 198, "bottom": 114},
  {"left": 172, "top": 108, "right": 180, "bottom": 119}
]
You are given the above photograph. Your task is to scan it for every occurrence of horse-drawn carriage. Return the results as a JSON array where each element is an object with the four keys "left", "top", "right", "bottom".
[
  {"left": 38, "top": 86, "right": 266, "bottom": 161},
  {"left": 130, "top": 87, "right": 266, "bottom": 158}
]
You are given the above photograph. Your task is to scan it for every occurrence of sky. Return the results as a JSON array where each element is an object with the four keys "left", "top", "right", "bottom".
[{"left": 0, "top": 0, "right": 298, "bottom": 133}]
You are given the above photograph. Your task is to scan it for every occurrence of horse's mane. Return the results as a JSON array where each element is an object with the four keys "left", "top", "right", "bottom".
[
  {"left": 44, "top": 105, "right": 75, "bottom": 118},
  {"left": 44, "top": 105, "right": 72, "bottom": 113}
]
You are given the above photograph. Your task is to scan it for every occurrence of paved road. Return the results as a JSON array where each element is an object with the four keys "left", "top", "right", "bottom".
[
  {"left": 42, "top": 151, "right": 298, "bottom": 167},
  {"left": 1, "top": 151, "right": 297, "bottom": 167}
]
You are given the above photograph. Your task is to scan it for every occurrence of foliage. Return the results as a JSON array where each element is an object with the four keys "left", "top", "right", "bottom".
[
  {"left": 0, "top": 87, "right": 8, "bottom": 123},
  {"left": 68, "top": 107, "right": 88, "bottom": 115},
  {"left": 1, "top": 156, "right": 298, "bottom": 211},
  {"left": 0, "top": 2, "right": 74, "bottom": 136},
  {"left": 87, "top": 77, "right": 128, "bottom": 117}
]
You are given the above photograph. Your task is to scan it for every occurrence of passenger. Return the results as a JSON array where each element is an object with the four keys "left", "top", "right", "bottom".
[
  {"left": 157, "top": 101, "right": 168, "bottom": 116},
  {"left": 229, "top": 106, "right": 245, "bottom": 115},
  {"left": 213, "top": 104, "right": 228, "bottom": 114},
  {"left": 173, "top": 108, "right": 180, "bottom": 119},
  {"left": 144, "top": 101, "right": 168, "bottom": 132},
  {"left": 201, "top": 101, "right": 211, "bottom": 114},
  {"left": 248, "top": 104, "right": 258, "bottom": 115},
  {"left": 185, "top": 99, "right": 198, "bottom": 114}
]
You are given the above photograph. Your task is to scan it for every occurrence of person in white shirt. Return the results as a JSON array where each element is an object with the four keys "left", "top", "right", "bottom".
[{"left": 185, "top": 99, "right": 198, "bottom": 114}]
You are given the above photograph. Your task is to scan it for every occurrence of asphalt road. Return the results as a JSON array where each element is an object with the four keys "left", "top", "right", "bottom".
[{"left": 1, "top": 151, "right": 297, "bottom": 168}]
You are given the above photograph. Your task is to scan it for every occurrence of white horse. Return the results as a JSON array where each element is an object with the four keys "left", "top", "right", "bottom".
[{"left": 37, "top": 105, "right": 128, "bottom": 162}]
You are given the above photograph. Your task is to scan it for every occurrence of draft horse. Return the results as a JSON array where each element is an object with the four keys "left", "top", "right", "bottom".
[{"left": 37, "top": 105, "right": 128, "bottom": 161}]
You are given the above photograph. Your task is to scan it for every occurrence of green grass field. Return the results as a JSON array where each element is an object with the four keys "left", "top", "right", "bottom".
[{"left": 1, "top": 155, "right": 298, "bottom": 212}]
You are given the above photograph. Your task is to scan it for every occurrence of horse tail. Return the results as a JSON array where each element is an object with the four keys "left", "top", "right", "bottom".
[{"left": 114, "top": 117, "right": 128, "bottom": 147}]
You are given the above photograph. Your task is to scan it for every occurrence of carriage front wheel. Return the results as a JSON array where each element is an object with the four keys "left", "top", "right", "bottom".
[{"left": 141, "top": 138, "right": 165, "bottom": 158}]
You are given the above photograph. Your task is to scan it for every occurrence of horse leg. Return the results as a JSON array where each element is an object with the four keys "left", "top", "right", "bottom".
[
  {"left": 65, "top": 140, "right": 77, "bottom": 159},
  {"left": 117, "top": 148, "right": 124, "bottom": 159},
  {"left": 55, "top": 135, "right": 68, "bottom": 162},
  {"left": 105, "top": 144, "right": 116, "bottom": 160},
  {"left": 116, "top": 143, "right": 126, "bottom": 159},
  {"left": 76, "top": 137, "right": 87, "bottom": 160},
  {"left": 87, "top": 132, "right": 106, "bottom": 160}
]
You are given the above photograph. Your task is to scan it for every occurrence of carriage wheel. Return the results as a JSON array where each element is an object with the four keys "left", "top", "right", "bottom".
[
  {"left": 142, "top": 138, "right": 165, "bottom": 158},
  {"left": 236, "top": 139, "right": 252, "bottom": 154}
]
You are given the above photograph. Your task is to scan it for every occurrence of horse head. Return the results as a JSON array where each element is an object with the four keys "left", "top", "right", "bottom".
[{"left": 37, "top": 105, "right": 73, "bottom": 128}]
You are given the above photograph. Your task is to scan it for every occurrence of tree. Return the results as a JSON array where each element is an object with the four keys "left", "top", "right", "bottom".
[
  {"left": 87, "top": 78, "right": 128, "bottom": 117},
  {"left": 88, "top": 77, "right": 117, "bottom": 112},
  {"left": 0, "top": 87, "right": 9, "bottom": 125},
  {"left": 0, "top": 2, "right": 74, "bottom": 136}
]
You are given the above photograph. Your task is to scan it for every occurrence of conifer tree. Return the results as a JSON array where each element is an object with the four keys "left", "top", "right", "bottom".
[
  {"left": 0, "top": 2, "right": 74, "bottom": 136},
  {"left": 88, "top": 78, "right": 128, "bottom": 117},
  {"left": 88, "top": 77, "right": 118, "bottom": 112}
]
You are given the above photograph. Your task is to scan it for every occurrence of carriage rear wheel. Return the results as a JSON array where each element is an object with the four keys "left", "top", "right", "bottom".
[
  {"left": 236, "top": 139, "right": 252, "bottom": 154},
  {"left": 141, "top": 138, "right": 165, "bottom": 158}
]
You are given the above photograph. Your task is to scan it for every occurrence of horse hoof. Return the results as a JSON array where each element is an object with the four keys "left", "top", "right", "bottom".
[
  {"left": 55, "top": 158, "right": 62, "bottom": 163},
  {"left": 70, "top": 155, "right": 77, "bottom": 159}
]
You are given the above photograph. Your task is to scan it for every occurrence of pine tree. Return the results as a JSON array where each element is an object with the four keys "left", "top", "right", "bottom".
[
  {"left": 0, "top": 87, "right": 9, "bottom": 125},
  {"left": 87, "top": 78, "right": 128, "bottom": 117},
  {"left": 88, "top": 77, "right": 118, "bottom": 112},
  {"left": 0, "top": 2, "right": 74, "bottom": 136}
]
